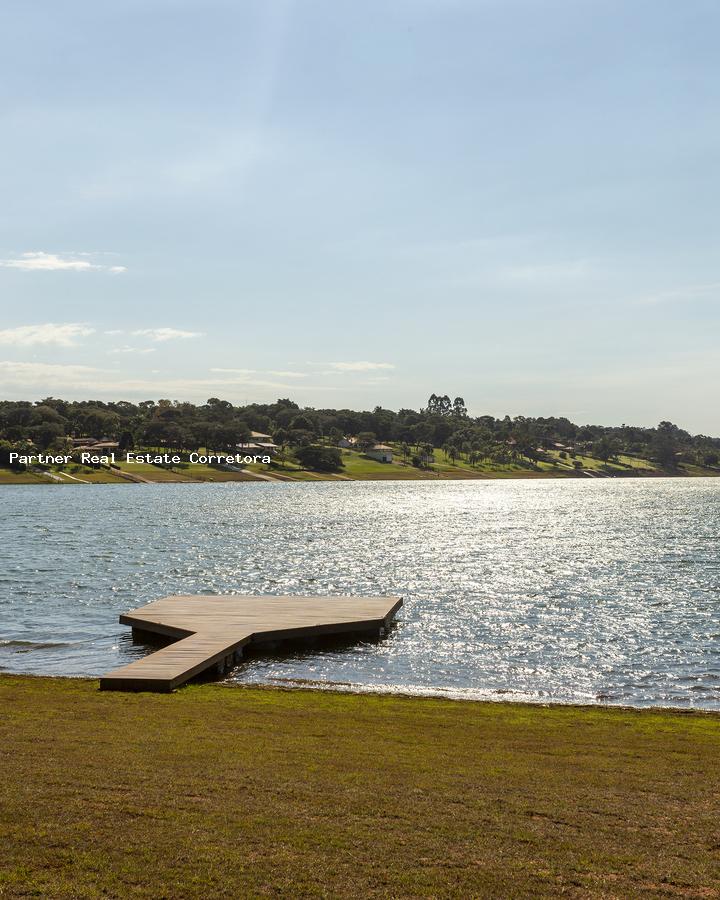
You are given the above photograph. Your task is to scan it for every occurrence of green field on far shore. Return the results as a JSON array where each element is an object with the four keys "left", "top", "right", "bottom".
[
  {"left": 1, "top": 675, "right": 718, "bottom": 898},
  {"left": 1, "top": 442, "right": 718, "bottom": 485}
]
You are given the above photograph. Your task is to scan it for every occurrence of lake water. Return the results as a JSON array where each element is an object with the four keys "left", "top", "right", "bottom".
[{"left": 2, "top": 479, "right": 719, "bottom": 708}]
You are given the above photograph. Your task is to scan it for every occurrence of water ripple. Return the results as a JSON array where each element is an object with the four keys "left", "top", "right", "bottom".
[{"left": 1, "top": 479, "right": 719, "bottom": 708}]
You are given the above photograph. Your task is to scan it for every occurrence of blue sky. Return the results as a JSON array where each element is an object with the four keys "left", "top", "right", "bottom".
[{"left": 1, "top": 0, "right": 719, "bottom": 432}]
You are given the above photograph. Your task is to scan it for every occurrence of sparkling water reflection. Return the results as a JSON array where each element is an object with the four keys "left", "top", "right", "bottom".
[{"left": 1, "top": 479, "right": 719, "bottom": 708}]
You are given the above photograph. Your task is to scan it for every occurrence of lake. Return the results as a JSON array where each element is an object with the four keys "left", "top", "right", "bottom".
[{"left": 2, "top": 479, "right": 719, "bottom": 708}]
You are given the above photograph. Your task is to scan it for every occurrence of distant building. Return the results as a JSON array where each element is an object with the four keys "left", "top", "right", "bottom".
[
  {"left": 73, "top": 440, "right": 120, "bottom": 454},
  {"left": 366, "top": 443, "right": 393, "bottom": 463},
  {"left": 237, "top": 438, "right": 278, "bottom": 456},
  {"left": 337, "top": 436, "right": 357, "bottom": 449}
]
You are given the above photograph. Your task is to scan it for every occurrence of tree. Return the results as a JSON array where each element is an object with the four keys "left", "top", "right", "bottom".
[
  {"left": 421, "top": 443, "right": 435, "bottom": 465},
  {"left": 290, "top": 413, "right": 315, "bottom": 433},
  {"left": 356, "top": 431, "right": 377, "bottom": 451},
  {"left": 118, "top": 431, "right": 134, "bottom": 452},
  {"left": 30, "top": 422, "right": 65, "bottom": 450},
  {"left": 593, "top": 435, "right": 618, "bottom": 463},
  {"left": 653, "top": 421, "right": 679, "bottom": 470},
  {"left": 295, "top": 445, "right": 344, "bottom": 472},
  {"left": 452, "top": 397, "right": 467, "bottom": 418},
  {"left": 426, "top": 394, "right": 452, "bottom": 416}
]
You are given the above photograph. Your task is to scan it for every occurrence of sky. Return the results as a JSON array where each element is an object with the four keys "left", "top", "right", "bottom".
[{"left": 1, "top": 0, "right": 719, "bottom": 433}]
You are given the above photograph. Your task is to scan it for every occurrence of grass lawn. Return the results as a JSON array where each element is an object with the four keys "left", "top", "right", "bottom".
[
  {"left": 256, "top": 462, "right": 337, "bottom": 481},
  {"left": 48, "top": 464, "right": 128, "bottom": 484},
  {"left": 3, "top": 450, "right": 718, "bottom": 486},
  {"left": 340, "top": 450, "right": 442, "bottom": 480},
  {"left": 421, "top": 448, "right": 574, "bottom": 480},
  {"left": 681, "top": 463, "right": 720, "bottom": 477},
  {"left": 112, "top": 461, "right": 199, "bottom": 482},
  {"left": 165, "top": 462, "right": 259, "bottom": 482},
  {"left": 615, "top": 453, "right": 658, "bottom": 471},
  {"left": 0, "top": 467, "right": 44, "bottom": 484},
  {"left": 544, "top": 450, "right": 659, "bottom": 475},
  {"left": 338, "top": 449, "right": 535, "bottom": 480},
  {"left": 1, "top": 675, "right": 719, "bottom": 898}
]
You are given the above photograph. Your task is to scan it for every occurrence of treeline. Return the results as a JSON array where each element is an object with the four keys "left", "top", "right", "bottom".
[{"left": 1, "top": 393, "right": 719, "bottom": 471}]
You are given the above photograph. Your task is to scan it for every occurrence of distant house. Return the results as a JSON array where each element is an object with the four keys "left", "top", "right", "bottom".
[
  {"left": 366, "top": 443, "right": 393, "bottom": 463},
  {"left": 237, "top": 431, "right": 278, "bottom": 456},
  {"left": 72, "top": 440, "right": 120, "bottom": 457},
  {"left": 237, "top": 437, "right": 278, "bottom": 456},
  {"left": 337, "top": 436, "right": 357, "bottom": 449}
]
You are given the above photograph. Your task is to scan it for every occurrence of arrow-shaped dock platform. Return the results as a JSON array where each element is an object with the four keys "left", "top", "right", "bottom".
[{"left": 100, "top": 594, "right": 402, "bottom": 692}]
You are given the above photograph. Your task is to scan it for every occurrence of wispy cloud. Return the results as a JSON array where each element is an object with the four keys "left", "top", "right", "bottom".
[
  {"left": 212, "top": 367, "right": 308, "bottom": 378},
  {"left": 327, "top": 361, "right": 395, "bottom": 372},
  {"left": 0, "top": 323, "right": 95, "bottom": 346},
  {"left": 0, "top": 361, "right": 338, "bottom": 397},
  {"left": 0, "top": 251, "right": 126, "bottom": 273},
  {"left": 498, "top": 259, "right": 592, "bottom": 283},
  {"left": 0, "top": 361, "right": 99, "bottom": 385},
  {"left": 110, "top": 346, "right": 156, "bottom": 355},
  {"left": 639, "top": 281, "right": 720, "bottom": 306},
  {"left": 132, "top": 328, "right": 203, "bottom": 342}
]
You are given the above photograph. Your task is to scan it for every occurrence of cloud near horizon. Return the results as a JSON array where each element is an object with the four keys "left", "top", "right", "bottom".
[
  {"left": 0, "top": 323, "right": 95, "bottom": 346},
  {"left": 212, "top": 367, "right": 308, "bottom": 378},
  {"left": 327, "top": 361, "right": 395, "bottom": 372},
  {"left": 0, "top": 251, "right": 126, "bottom": 273},
  {"left": 110, "top": 346, "right": 157, "bottom": 355},
  {"left": 132, "top": 328, "right": 204, "bottom": 342},
  {"left": 0, "top": 360, "right": 339, "bottom": 396}
]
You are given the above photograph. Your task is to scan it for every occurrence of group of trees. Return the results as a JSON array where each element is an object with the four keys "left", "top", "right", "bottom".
[{"left": 1, "top": 395, "right": 718, "bottom": 472}]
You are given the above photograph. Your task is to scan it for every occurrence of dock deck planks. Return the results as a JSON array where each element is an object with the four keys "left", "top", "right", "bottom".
[{"left": 100, "top": 594, "right": 402, "bottom": 692}]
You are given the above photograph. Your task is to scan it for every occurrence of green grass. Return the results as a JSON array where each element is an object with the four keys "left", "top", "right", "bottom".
[
  {"left": 166, "top": 462, "right": 258, "bottom": 482},
  {"left": 112, "top": 461, "right": 198, "bottom": 482},
  {"left": 681, "top": 462, "right": 720, "bottom": 477},
  {"left": 48, "top": 464, "right": 128, "bottom": 484},
  {"left": 544, "top": 450, "right": 660, "bottom": 475},
  {"left": 1, "top": 675, "right": 719, "bottom": 898},
  {"left": 421, "top": 448, "right": 574, "bottom": 479},
  {"left": 340, "top": 450, "right": 441, "bottom": 479},
  {"left": 0, "top": 466, "right": 44, "bottom": 483},
  {"left": 3, "top": 448, "right": 719, "bottom": 485},
  {"left": 615, "top": 453, "right": 658, "bottom": 470}
]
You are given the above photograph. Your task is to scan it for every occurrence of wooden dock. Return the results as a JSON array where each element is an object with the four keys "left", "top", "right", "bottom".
[{"left": 100, "top": 594, "right": 402, "bottom": 692}]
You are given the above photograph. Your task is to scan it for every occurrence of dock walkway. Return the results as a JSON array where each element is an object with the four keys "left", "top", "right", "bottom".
[{"left": 100, "top": 594, "right": 402, "bottom": 692}]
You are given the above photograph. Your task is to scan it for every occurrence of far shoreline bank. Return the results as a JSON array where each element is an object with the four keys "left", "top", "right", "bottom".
[{"left": 3, "top": 462, "right": 720, "bottom": 485}]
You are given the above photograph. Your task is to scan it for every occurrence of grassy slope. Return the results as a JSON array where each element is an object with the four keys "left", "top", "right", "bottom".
[
  {"left": 1, "top": 448, "right": 718, "bottom": 485},
  {"left": 1, "top": 675, "right": 719, "bottom": 898},
  {"left": 0, "top": 468, "right": 44, "bottom": 483}
]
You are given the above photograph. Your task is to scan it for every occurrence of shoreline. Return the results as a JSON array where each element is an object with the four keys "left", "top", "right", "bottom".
[
  {"left": 2, "top": 466, "right": 720, "bottom": 484},
  {"left": 5, "top": 672, "right": 720, "bottom": 715}
]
